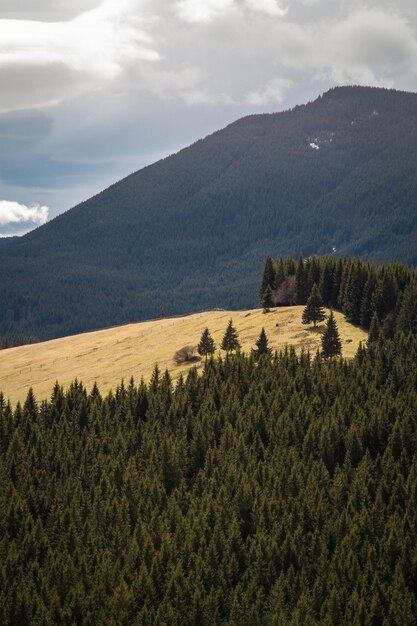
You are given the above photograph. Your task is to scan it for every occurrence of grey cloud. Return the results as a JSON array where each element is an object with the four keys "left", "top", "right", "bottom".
[{"left": 1, "top": 0, "right": 106, "bottom": 20}]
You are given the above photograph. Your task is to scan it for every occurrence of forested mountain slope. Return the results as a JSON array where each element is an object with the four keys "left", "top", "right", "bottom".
[
  {"left": 2, "top": 335, "right": 417, "bottom": 624},
  {"left": 1, "top": 86, "right": 417, "bottom": 340}
]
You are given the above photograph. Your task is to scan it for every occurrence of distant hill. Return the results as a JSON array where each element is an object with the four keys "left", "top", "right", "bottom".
[
  {"left": 0, "top": 306, "right": 366, "bottom": 405},
  {"left": 1, "top": 85, "right": 417, "bottom": 340}
]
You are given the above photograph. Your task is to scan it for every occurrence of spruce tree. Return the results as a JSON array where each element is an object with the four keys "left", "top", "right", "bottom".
[
  {"left": 259, "top": 256, "right": 275, "bottom": 302},
  {"left": 197, "top": 328, "right": 216, "bottom": 359},
  {"left": 261, "top": 285, "right": 274, "bottom": 312},
  {"left": 397, "top": 282, "right": 417, "bottom": 334},
  {"left": 321, "top": 312, "right": 342, "bottom": 358},
  {"left": 221, "top": 320, "right": 241, "bottom": 353},
  {"left": 294, "top": 256, "right": 309, "bottom": 304},
  {"left": 368, "top": 312, "right": 381, "bottom": 345},
  {"left": 302, "top": 284, "right": 326, "bottom": 327},
  {"left": 255, "top": 328, "right": 271, "bottom": 359}
]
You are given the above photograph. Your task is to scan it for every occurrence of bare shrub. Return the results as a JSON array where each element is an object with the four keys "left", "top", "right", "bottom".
[
  {"left": 173, "top": 345, "right": 201, "bottom": 365},
  {"left": 275, "top": 275, "right": 295, "bottom": 306}
]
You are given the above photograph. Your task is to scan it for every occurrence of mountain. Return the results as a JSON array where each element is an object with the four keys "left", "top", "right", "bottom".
[
  {"left": 0, "top": 236, "right": 19, "bottom": 247},
  {"left": 1, "top": 85, "right": 417, "bottom": 340}
]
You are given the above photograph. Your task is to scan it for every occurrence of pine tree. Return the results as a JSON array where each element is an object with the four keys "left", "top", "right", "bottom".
[
  {"left": 294, "top": 257, "right": 309, "bottom": 305},
  {"left": 397, "top": 282, "right": 417, "bottom": 334},
  {"left": 221, "top": 320, "right": 241, "bottom": 353},
  {"left": 260, "top": 256, "right": 275, "bottom": 301},
  {"left": 261, "top": 285, "right": 274, "bottom": 312},
  {"left": 197, "top": 328, "right": 216, "bottom": 359},
  {"left": 319, "top": 261, "right": 334, "bottom": 307},
  {"left": 321, "top": 312, "right": 342, "bottom": 358},
  {"left": 368, "top": 313, "right": 381, "bottom": 345},
  {"left": 274, "top": 258, "right": 285, "bottom": 289},
  {"left": 255, "top": 328, "right": 271, "bottom": 359},
  {"left": 302, "top": 284, "right": 326, "bottom": 327}
]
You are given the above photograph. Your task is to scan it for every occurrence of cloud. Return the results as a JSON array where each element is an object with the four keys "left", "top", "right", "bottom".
[
  {"left": 272, "top": 8, "right": 417, "bottom": 86},
  {"left": 2, "top": 0, "right": 417, "bottom": 222},
  {"left": 246, "top": 77, "right": 292, "bottom": 105},
  {"left": 0, "top": 0, "right": 160, "bottom": 111},
  {"left": 174, "top": 0, "right": 287, "bottom": 23},
  {"left": 0, "top": 200, "right": 49, "bottom": 226},
  {"left": 175, "top": 0, "right": 235, "bottom": 23},
  {"left": 245, "top": 0, "right": 287, "bottom": 18}
]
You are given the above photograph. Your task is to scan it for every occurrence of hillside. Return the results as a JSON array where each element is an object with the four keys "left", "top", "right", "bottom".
[
  {"left": 2, "top": 332, "right": 417, "bottom": 624},
  {"left": 1, "top": 85, "right": 417, "bottom": 340},
  {"left": 0, "top": 306, "right": 366, "bottom": 405}
]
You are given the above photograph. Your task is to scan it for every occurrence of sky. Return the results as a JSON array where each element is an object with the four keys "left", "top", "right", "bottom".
[{"left": 1, "top": 0, "right": 417, "bottom": 235}]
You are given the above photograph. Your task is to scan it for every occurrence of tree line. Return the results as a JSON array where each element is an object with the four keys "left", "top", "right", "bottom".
[{"left": 260, "top": 254, "right": 417, "bottom": 335}]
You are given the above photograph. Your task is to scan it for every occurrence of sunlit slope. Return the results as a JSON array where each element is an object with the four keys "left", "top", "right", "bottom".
[{"left": 0, "top": 307, "right": 367, "bottom": 405}]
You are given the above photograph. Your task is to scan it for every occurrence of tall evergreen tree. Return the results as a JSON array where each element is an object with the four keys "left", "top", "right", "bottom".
[
  {"left": 294, "top": 257, "right": 309, "bottom": 305},
  {"left": 254, "top": 328, "right": 271, "bottom": 359},
  {"left": 319, "top": 261, "right": 334, "bottom": 307},
  {"left": 302, "top": 284, "right": 326, "bottom": 327},
  {"left": 260, "top": 257, "right": 275, "bottom": 302},
  {"left": 368, "top": 313, "right": 381, "bottom": 345},
  {"left": 397, "top": 282, "right": 417, "bottom": 334},
  {"left": 221, "top": 320, "right": 241, "bottom": 353},
  {"left": 274, "top": 258, "right": 285, "bottom": 289},
  {"left": 321, "top": 312, "right": 342, "bottom": 358},
  {"left": 261, "top": 285, "right": 274, "bottom": 312},
  {"left": 197, "top": 328, "right": 216, "bottom": 359}
]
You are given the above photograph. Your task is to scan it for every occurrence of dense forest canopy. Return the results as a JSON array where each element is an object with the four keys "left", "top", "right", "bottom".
[
  {"left": 2, "top": 332, "right": 417, "bottom": 624},
  {"left": 1, "top": 86, "right": 417, "bottom": 341}
]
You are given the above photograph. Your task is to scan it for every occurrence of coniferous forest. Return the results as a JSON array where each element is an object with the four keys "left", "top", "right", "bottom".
[{"left": 2, "top": 328, "right": 417, "bottom": 624}]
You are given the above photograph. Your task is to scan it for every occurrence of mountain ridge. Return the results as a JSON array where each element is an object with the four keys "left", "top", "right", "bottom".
[{"left": 1, "top": 85, "right": 417, "bottom": 340}]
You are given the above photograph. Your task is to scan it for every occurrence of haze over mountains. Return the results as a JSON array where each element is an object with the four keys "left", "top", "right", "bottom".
[{"left": 1, "top": 85, "right": 417, "bottom": 341}]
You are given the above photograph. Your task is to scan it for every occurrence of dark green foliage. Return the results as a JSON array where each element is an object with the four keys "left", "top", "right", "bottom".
[
  {"left": 2, "top": 334, "right": 417, "bottom": 624},
  {"left": 2, "top": 86, "right": 417, "bottom": 342},
  {"left": 302, "top": 284, "right": 326, "bottom": 327},
  {"left": 0, "top": 334, "right": 38, "bottom": 349},
  {"left": 221, "top": 320, "right": 241, "bottom": 353},
  {"left": 368, "top": 312, "right": 381, "bottom": 345},
  {"left": 260, "top": 256, "right": 276, "bottom": 301},
  {"left": 254, "top": 328, "right": 271, "bottom": 358},
  {"left": 264, "top": 254, "right": 416, "bottom": 335},
  {"left": 321, "top": 312, "right": 342, "bottom": 358},
  {"left": 260, "top": 285, "right": 274, "bottom": 311},
  {"left": 397, "top": 281, "right": 417, "bottom": 334},
  {"left": 198, "top": 328, "right": 216, "bottom": 359},
  {"left": 294, "top": 257, "right": 309, "bottom": 305}
]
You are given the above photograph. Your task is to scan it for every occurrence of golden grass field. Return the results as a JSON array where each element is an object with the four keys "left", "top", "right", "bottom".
[{"left": 0, "top": 307, "right": 367, "bottom": 406}]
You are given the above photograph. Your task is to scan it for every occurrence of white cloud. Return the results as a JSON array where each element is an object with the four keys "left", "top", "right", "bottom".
[
  {"left": 175, "top": 0, "right": 235, "bottom": 23},
  {"left": 273, "top": 8, "right": 417, "bottom": 86},
  {"left": 0, "top": 200, "right": 49, "bottom": 226},
  {"left": 175, "top": 0, "right": 287, "bottom": 22},
  {"left": 245, "top": 0, "right": 287, "bottom": 18},
  {"left": 0, "top": 0, "right": 160, "bottom": 111},
  {"left": 246, "top": 77, "right": 292, "bottom": 105}
]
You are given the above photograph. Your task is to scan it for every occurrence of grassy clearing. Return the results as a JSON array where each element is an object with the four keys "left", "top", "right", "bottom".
[{"left": 0, "top": 307, "right": 367, "bottom": 405}]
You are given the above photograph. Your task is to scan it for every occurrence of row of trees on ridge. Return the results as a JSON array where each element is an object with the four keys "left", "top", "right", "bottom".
[{"left": 260, "top": 255, "right": 417, "bottom": 337}]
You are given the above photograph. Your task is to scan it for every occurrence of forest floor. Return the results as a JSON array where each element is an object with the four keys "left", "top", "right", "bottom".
[{"left": 0, "top": 306, "right": 367, "bottom": 405}]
